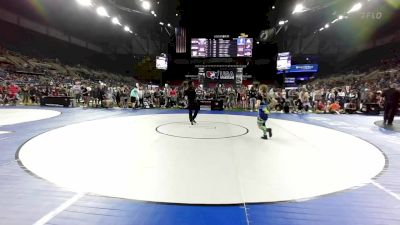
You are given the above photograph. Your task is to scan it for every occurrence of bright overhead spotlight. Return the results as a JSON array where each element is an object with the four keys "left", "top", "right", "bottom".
[
  {"left": 142, "top": 1, "right": 151, "bottom": 10},
  {"left": 167, "top": 23, "right": 171, "bottom": 27},
  {"left": 124, "top": 26, "right": 131, "bottom": 32},
  {"left": 112, "top": 17, "right": 121, "bottom": 26},
  {"left": 96, "top": 6, "right": 110, "bottom": 17},
  {"left": 325, "top": 24, "right": 330, "bottom": 28},
  {"left": 292, "top": 3, "right": 307, "bottom": 14},
  {"left": 159, "top": 22, "right": 164, "bottom": 26},
  {"left": 338, "top": 15, "right": 344, "bottom": 20},
  {"left": 76, "top": 0, "right": 92, "bottom": 7},
  {"left": 151, "top": 10, "right": 155, "bottom": 14},
  {"left": 279, "top": 20, "right": 288, "bottom": 25},
  {"left": 319, "top": 27, "right": 324, "bottom": 31},
  {"left": 272, "top": 5, "right": 275, "bottom": 10},
  {"left": 154, "top": 13, "right": 157, "bottom": 17},
  {"left": 176, "top": 13, "right": 178, "bottom": 17},
  {"left": 348, "top": 3, "right": 362, "bottom": 14}
]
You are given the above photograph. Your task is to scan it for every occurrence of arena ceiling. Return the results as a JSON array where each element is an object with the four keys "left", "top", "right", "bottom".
[
  {"left": 1, "top": 0, "right": 398, "bottom": 56},
  {"left": 176, "top": 0, "right": 371, "bottom": 39},
  {"left": 274, "top": 0, "right": 400, "bottom": 41},
  {"left": 0, "top": 0, "right": 178, "bottom": 52},
  {"left": 177, "top": 0, "right": 275, "bottom": 37}
]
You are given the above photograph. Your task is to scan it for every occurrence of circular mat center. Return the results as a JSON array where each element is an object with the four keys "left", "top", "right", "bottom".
[{"left": 156, "top": 121, "right": 248, "bottom": 139}]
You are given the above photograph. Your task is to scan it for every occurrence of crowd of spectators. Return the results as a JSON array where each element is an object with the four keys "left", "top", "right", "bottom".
[
  {"left": 0, "top": 44, "right": 135, "bottom": 107},
  {"left": 1, "top": 45, "right": 399, "bottom": 114},
  {"left": 2, "top": 69, "right": 399, "bottom": 114},
  {"left": 294, "top": 63, "right": 400, "bottom": 114}
]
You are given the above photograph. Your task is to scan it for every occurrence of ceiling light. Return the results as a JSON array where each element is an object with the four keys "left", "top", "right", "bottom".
[
  {"left": 278, "top": 20, "right": 288, "bottom": 25},
  {"left": 76, "top": 0, "right": 92, "bottom": 7},
  {"left": 142, "top": 1, "right": 151, "bottom": 10},
  {"left": 293, "top": 3, "right": 307, "bottom": 14},
  {"left": 112, "top": 17, "right": 121, "bottom": 26},
  {"left": 96, "top": 6, "right": 110, "bottom": 17},
  {"left": 348, "top": 3, "right": 362, "bottom": 14}
]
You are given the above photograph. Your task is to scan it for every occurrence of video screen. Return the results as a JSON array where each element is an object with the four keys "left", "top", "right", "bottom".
[
  {"left": 237, "top": 37, "right": 253, "bottom": 57},
  {"left": 277, "top": 52, "right": 291, "bottom": 70},
  {"left": 156, "top": 56, "right": 168, "bottom": 70},
  {"left": 191, "top": 37, "right": 253, "bottom": 58},
  {"left": 191, "top": 38, "right": 208, "bottom": 58}
]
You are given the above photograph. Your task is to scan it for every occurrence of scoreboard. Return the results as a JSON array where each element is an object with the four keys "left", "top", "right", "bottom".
[{"left": 191, "top": 37, "right": 253, "bottom": 58}]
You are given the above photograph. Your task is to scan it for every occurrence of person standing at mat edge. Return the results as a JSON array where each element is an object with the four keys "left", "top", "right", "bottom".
[
  {"left": 184, "top": 81, "right": 199, "bottom": 125},
  {"left": 382, "top": 83, "right": 400, "bottom": 125}
]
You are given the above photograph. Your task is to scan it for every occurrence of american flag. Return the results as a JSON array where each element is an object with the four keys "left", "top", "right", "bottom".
[{"left": 175, "top": 27, "right": 186, "bottom": 53}]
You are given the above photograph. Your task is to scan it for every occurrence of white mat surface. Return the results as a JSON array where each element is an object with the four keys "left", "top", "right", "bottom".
[
  {"left": 19, "top": 114, "right": 385, "bottom": 204},
  {"left": 0, "top": 109, "right": 60, "bottom": 126}
]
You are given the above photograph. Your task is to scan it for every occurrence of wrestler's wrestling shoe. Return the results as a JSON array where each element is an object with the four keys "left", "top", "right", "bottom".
[
  {"left": 267, "top": 128, "right": 272, "bottom": 138},
  {"left": 261, "top": 129, "right": 268, "bottom": 139}
]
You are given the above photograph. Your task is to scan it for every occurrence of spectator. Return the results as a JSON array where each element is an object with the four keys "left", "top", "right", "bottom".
[
  {"left": 227, "top": 87, "right": 236, "bottom": 109},
  {"left": 328, "top": 100, "right": 341, "bottom": 114},
  {"left": 130, "top": 85, "right": 138, "bottom": 109},
  {"left": 170, "top": 87, "right": 177, "bottom": 108},
  {"left": 120, "top": 86, "right": 129, "bottom": 109},
  {"left": 6, "top": 82, "right": 20, "bottom": 106},
  {"left": 344, "top": 100, "right": 357, "bottom": 114},
  {"left": 153, "top": 88, "right": 160, "bottom": 108},
  {"left": 72, "top": 81, "right": 82, "bottom": 106},
  {"left": 249, "top": 86, "right": 257, "bottom": 112},
  {"left": 21, "top": 84, "right": 30, "bottom": 105},
  {"left": 29, "top": 85, "right": 38, "bottom": 104},
  {"left": 81, "top": 84, "right": 90, "bottom": 108},
  {"left": 315, "top": 101, "right": 327, "bottom": 114}
]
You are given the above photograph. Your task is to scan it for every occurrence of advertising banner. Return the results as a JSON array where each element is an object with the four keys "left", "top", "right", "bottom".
[
  {"left": 277, "top": 64, "right": 319, "bottom": 74},
  {"left": 205, "top": 70, "right": 236, "bottom": 80},
  {"left": 289, "top": 64, "right": 319, "bottom": 73}
]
